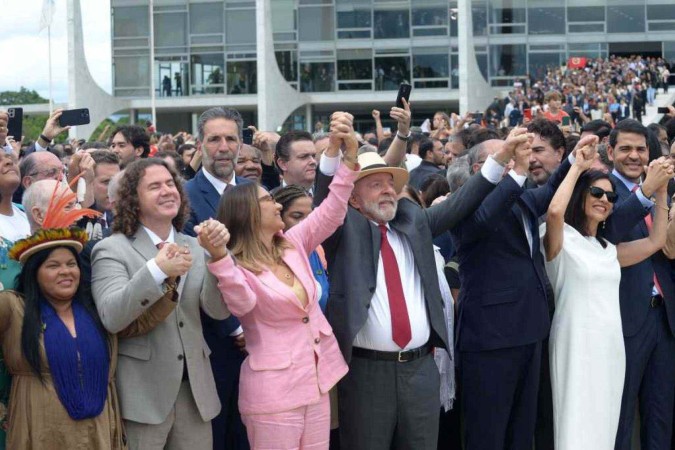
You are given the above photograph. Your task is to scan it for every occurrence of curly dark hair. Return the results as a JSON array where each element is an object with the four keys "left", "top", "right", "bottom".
[{"left": 112, "top": 158, "right": 190, "bottom": 237}]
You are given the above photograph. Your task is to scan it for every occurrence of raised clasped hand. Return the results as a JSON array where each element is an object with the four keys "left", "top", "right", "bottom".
[
  {"left": 644, "top": 157, "right": 673, "bottom": 194},
  {"left": 195, "top": 218, "right": 230, "bottom": 261}
]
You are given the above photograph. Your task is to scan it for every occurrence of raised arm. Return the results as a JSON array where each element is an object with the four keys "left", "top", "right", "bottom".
[
  {"left": 382, "top": 98, "right": 411, "bottom": 168},
  {"left": 372, "top": 109, "right": 384, "bottom": 143},
  {"left": 543, "top": 142, "right": 597, "bottom": 261},
  {"left": 288, "top": 112, "right": 359, "bottom": 253},
  {"left": 437, "top": 128, "right": 531, "bottom": 239},
  {"left": 618, "top": 160, "right": 673, "bottom": 267}
]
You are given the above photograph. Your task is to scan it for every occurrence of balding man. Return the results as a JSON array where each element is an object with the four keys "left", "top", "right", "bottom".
[{"left": 21, "top": 179, "right": 76, "bottom": 232}]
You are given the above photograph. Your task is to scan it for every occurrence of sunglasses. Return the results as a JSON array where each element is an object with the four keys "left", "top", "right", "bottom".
[{"left": 588, "top": 186, "right": 618, "bottom": 203}]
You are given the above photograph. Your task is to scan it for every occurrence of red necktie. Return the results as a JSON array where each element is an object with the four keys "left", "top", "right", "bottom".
[
  {"left": 632, "top": 185, "right": 663, "bottom": 296},
  {"left": 378, "top": 225, "right": 412, "bottom": 349}
]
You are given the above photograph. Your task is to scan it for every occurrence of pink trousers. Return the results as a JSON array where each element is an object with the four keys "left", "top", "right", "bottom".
[{"left": 242, "top": 393, "right": 330, "bottom": 450}]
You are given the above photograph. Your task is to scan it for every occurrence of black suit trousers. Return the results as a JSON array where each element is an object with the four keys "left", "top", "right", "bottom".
[
  {"left": 615, "top": 305, "right": 675, "bottom": 450},
  {"left": 460, "top": 341, "right": 542, "bottom": 450}
]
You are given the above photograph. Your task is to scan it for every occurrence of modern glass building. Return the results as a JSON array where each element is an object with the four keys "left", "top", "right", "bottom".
[{"left": 109, "top": 0, "right": 675, "bottom": 131}]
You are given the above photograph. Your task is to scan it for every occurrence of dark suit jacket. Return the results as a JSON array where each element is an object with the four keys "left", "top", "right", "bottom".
[
  {"left": 453, "top": 160, "right": 648, "bottom": 352},
  {"left": 452, "top": 164, "right": 568, "bottom": 352},
  {"left": 408, "top": 160, "right": 443, "bottom": 191},
  {"left": 314, "top": 169, "right": 496, "bottom": 363},
  {"left": 183, "top": 170, "right": 249, "bottom": 359},
  {"left": 611, "top": 175, "right": 675, "bottom": 337}
]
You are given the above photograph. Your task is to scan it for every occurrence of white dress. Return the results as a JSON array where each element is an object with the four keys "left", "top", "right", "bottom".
[{"left": 541, "top": 223, "right": 625, "bottom": 450}]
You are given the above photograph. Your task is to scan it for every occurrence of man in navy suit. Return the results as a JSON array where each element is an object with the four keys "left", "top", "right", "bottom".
[
  {"left": 184, "top": 107, "right": 249, "bottom": 450},
  {"left": 452, "top": 128, "right": 651, "bottom": 450},
  {"left": 608, "top": 119, "right": 675, "bottom": 450}
]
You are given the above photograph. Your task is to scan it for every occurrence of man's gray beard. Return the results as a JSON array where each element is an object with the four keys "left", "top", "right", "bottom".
[
  {"left": 361, "top": 199, "right": 397, "bottom": 223},
  {"left": 206, "top": 157, "right": 234, "bottom": 181}
]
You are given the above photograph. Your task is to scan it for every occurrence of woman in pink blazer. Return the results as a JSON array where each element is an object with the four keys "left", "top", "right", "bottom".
[{"left": 200, "top": 114, "right": 358, "bottom": 449}]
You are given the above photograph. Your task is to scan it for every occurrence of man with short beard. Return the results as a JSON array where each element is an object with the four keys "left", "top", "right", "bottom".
[
  {"left": 314, "top": 128, "right": 529, "bottom": 450},
  {"left": 527, "top": 119, "right": 566, "bottom": 187},
  {"left": 184, "top": 106, "right": 251, "bottom": 450}
]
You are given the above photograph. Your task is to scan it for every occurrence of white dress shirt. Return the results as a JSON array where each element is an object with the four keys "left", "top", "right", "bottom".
[
  {"left": 202, "top": 168, "right": 236, "bottom": 195},
  {"left": 143, "top": 225, "right": 175, "bottom": 286},
  {"left": 353, "top": 223, "right": 430, "bottom": 351},
  {"left": 351, "top": 153, "right": 513, "bottom": 351}
]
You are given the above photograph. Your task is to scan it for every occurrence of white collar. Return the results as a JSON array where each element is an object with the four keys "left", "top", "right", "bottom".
[
  {"left": 143, "top": 226, "right": 175, "bottom": 246},
  {"left": 203, "top": 168, "right": 236, "bottom": 195}
]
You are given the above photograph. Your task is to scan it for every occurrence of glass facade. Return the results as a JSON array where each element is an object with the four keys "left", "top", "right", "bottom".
[{"left": 111, "top": 0, "right": 675, "bottom": 97}]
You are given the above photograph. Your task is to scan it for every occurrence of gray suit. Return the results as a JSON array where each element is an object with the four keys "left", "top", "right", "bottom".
[
  {"left": 314, "top": 169, "right": 496, "bottom": 450},
  {"left": 91, "top": 227, "right": 229, "bottom": 426}
]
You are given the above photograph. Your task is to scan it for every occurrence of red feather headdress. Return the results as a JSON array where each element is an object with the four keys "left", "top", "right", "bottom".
[{"left": 9, "top": 174, "right": 101, "bottom": 264}]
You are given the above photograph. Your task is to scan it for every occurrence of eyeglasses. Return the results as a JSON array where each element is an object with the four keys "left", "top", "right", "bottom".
[
  {"left": 29, "top": 167, "right": 64, "bottom": 179},
  {"left": 258, "top": 194, "right": 275, "bottom": 204},
  {"left": 588, "top": 186, "right": 618, "bottom": 203}
]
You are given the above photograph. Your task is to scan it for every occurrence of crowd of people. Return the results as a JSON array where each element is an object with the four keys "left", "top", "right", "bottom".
[
  {"left": 0, "top": 54, "right": 674, "bottom": 450},
  {"left": 429, "top": 55, "right": 672, "bottom": 132}
]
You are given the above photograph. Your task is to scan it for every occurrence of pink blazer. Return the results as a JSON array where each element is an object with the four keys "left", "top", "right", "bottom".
[{"left": 208, "top": 163, "right": 357, "bottom": 415}]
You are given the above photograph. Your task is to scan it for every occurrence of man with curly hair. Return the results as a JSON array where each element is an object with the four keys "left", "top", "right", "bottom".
[{"left": 91, "top": 158, "right": 231, "bottom": 450}]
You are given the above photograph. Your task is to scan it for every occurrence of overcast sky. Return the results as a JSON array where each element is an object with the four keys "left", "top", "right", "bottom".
[{"left": 0, "top": 0, "right": 111, "bottom": 102}]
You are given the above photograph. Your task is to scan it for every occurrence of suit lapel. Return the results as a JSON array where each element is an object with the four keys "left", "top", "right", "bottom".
[
  {"left": 197, "top": 170, "right": 221, "bottom": 216},
  {"left": 257, "top": 268, "right": 307, "bottom": 311},
  {"left": 131, "top": 227, "right": 159, "bottom": 263},
  {"left": 612, "top": 174, "right": 649, "bottom": 237}
]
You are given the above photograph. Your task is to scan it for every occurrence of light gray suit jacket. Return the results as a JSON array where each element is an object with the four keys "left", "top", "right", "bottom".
[{"left": 91, "top": 227, "right": 230, "bottom": 425}]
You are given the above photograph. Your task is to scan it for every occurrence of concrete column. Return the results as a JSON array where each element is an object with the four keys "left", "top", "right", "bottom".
[
  {"left": 129, "top": 109, "right": 138, "bottom": 125},
  {"left": 67, "top": 0, "right": 129, "bottom": 140},
  {"left": 191, "top": 113, "right": 199, "bottom": 137},
  {"left": 305, "top": 104, "right": 313, "bottom": 132},
  {"left": 457, "top": 0, "right": 498, "bottom": 115},
  {"left": 255, "top": 0, "right": 309, "bottom": 131}
]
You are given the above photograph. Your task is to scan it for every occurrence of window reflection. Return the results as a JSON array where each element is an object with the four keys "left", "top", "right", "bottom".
[
  {"left": 227, "top": 61, "right": 257, "bottom": 95},
  {"left": 374, "top": 57, "right": 410, "bottom": 91},
  {"left": 191, "top": 54, "right": 224, "bottom": 94},
  {"left": 300, "top": 63, "right": 335, "bottom": 92},
  {"left": 374, "top": 10, "right": 410, "bottom": 39}
]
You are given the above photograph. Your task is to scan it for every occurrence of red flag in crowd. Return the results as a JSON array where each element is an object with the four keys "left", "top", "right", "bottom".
[{"left": 567, "top": 57, "right": 587, "bottom": 69}]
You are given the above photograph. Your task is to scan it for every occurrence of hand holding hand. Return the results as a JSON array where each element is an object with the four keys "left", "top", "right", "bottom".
[
  {"left": 156, "top": 243, "right": 193, "bottom": 278},
  {"left": 494, "top": 127, "right": 531, "bottom": 166},
  {"left": 571, "top": 135, "right": 599, "bottom": 159},
  {"left": 572, "top": 142, "right": 597, "bottom": 172},
  {"left": 643, "top": 157, "right": 673, "bottom": 195},
  {"left": 195, "top": 219, "right": 230, "bottom": 261},
  {"left": 512, "top": 131, "right": 534, "bottom": 176}
]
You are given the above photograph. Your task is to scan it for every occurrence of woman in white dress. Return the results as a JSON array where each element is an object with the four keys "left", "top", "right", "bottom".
[{"left": 541, "top": 142, "right": 671, "bottom": 450}]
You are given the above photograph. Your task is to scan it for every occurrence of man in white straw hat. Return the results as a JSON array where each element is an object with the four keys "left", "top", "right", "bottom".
[{"left": 314, "top": 123, "right": 533, "bottom": 450}]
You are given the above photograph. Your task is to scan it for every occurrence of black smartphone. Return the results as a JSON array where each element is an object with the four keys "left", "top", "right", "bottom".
[
  {"left": 396, "top": 83, "right": 412, "bottom": 109},
  {"left": 657, "top": 107, "right": 670, "bottom": 114},
  {"left": 473, "top": 112, "right": 483, "bottom": 124},
  {"left": 242, "top": 128, "right": 253, "bottom": 145},
  {"left": 58, "top": 108, "right": 90, "bottom": 127},
  {"left": 7, "top": 107, "right": 23, "bottom": 140}
]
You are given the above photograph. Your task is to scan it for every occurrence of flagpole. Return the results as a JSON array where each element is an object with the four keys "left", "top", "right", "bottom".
[
  {"left": 48, "top": 24, "right": 53, "bottom": 113},
  {"left": 149, "top": 0, "right": 156, "bottom": 129}
]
